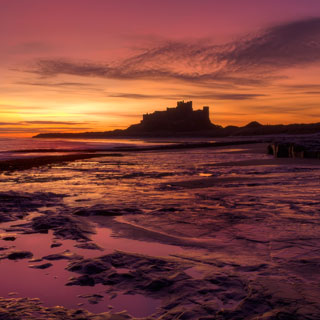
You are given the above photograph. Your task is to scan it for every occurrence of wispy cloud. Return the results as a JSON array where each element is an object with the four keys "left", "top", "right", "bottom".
[
  {"left": 245, "top": 105, "right": 314, "bottom": 115},
  {"left": 220, "top": 18, "right": 320, "bottom": 72},
  {"left": 0, "top": 121, "right": 90, "bottom": 126},
  {"left": 0, "top": 127, "right": 92, "bottom": 133},
  {"left": 24, "top": 120, "right": 90, "bottom": 125},
  {"left": 303, "top": 91, "right": 320, "bottom": 94},
  {"left": 78, "top": 110, "right": 140, "bottom": 118},
  {"left": 107, "top": 91, "right": 265, "bottom": 100},
  {"left": 15, "top": 81, "right": 93, "bottom": 88},
  {"left": 26, "top": 17, "right": 320, "bottom": 88}
]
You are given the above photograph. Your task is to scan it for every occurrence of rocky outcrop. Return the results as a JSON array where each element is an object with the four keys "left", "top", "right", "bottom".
[
  {"left": 0, "top": 191, "right": 64, "bottom": 222},
  {"left": 268, "top": 139, "right": 320, "bottom": 159},
  {"left": 4, "top": 251, "right": 33, "bottom": 260}
]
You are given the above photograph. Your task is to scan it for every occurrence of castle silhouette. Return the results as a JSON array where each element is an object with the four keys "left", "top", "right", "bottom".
[
  {"left": 33, "top": 98, "right": 320, "bottom": 139},
  {"left": 127, "top": 101, "right": 214, "bottom": 132}
]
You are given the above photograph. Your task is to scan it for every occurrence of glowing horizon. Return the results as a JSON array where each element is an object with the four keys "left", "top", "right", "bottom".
[{"left": 1, "top": 0, "right": 320, "bottom": 137}]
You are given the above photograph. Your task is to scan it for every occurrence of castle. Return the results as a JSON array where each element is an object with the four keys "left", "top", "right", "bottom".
[
  {"left": 34, "top": 101, "right": 215, "bottom": 138},
  {"left": 131, "top": 101, "right": 213, "bottom": 132}
]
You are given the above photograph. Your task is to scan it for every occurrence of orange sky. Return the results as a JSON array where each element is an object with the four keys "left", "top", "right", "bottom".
[{"left": 1, "top": 0, "right": 320, "bottom": 136}]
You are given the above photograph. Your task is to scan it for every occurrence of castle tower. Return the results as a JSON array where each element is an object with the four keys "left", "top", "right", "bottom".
[
  {"left": 203, "top": 106, "right": 209, "bottom": 118},
  {"left": 177, "top": 100, "right": 193, "bottom": 113}
]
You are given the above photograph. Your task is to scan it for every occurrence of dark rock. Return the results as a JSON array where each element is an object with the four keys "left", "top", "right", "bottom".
[
  {"left": 0, "top": 191, "right": 64, "bottom": 223},
  {"left": 0, "top": 296, "right": 132, "bottom": 319},
  {"left": 74, "top": 242, "right": 102, "bottom": 250},
  {"left": 43, "top": 250, "right": 82, "bottom": 261},
  {"left": 78, "top": 294, "right": 104, "bottom": 304},
  {"left": 268, "top": 139, "right": 320, "bottom": 159},
  {"left": 276, "top": 143, "right": 291, "bottom": 158},
  {"left": 50, "top": 242, "right": 62, "bottom": 248},
  {"left": 66, "top": 252, "right": 187, "bottom": 298},
  {"left": 2, "top": 236, "right": 16, "bottom": 241},
  {"left": 68, "top": 275, "right": 95, "bottom": 286},
  {"left": 27, "top": 213, "right": 93, "bottom": 241},
  {"left": 267, "top": 144, "right": 274, "bottom": 155},
  {"left": 73, "top": 205, "right": 142, "bottom": 217},
  {"left": 6, "top": 251, "right": 33, "bottom": 260},
  {"left": 67, "top": 259, "right": 111, "bottom": 274},
  {"left": 159, "top": 207, "right": 180, "bottom": 212},
  {"left": 145, "top": 278, "right": 173, "bottom": 291},
  {"left": 29, "top": 263, "right": 53, "bottom": 269}
]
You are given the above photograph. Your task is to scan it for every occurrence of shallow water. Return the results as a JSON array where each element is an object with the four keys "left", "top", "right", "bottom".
[
  {"left": 0, "top": 137, "right": 174, "bottom": 161},
  {"left": 0, "top": 220, "right": 161, "bottom": 316}
]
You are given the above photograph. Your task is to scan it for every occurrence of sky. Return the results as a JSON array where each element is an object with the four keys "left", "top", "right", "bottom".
[{"left": 1, "top": 0, "right": 320, "bottom": 136}]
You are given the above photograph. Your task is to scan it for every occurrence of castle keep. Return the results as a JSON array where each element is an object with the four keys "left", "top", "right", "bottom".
[{"left": 136, "top": 101, "right": 213, "bottom": 132}]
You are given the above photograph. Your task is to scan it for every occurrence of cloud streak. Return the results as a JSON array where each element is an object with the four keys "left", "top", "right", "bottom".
[
  {"left": 0, "top": 127, "right": 92, "bottom": 133},
  {"left": 26, "top": 17, "right": 320, "bottom": 88},
  {"left": 107, "top": 92, "right": 265, "bottom": 100},
  {"left": 220, "top": 18, "right": 320, "bottom": 72},
  {"left": 0, "top": 121, "right": 90, "bottom": 126},
  {"left": 15, "top": 81, "right": 94, "bottom": 88}
]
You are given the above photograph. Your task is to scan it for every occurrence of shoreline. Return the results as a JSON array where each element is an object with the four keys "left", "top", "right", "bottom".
[
  {"left": 7, "top": 139, "right": 268, "bottom": 153},
  {"left": 0, "top": 140, "right": 268, "bottom": 172},
  {"left": 2, "top": 139, "right": 319, "bottom": 172}
]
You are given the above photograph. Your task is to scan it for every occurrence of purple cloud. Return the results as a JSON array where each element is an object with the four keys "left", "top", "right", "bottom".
[{"left": 26, "top": 17, "right": 320, "bottom": 89}]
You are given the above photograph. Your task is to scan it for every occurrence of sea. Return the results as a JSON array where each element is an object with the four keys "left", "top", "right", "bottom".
[
  {"left": 0, "top": 135, "right": 266, "bottom": 161},
  {"left": 0, "top": 137, "right": 173, "bottom": 161}
]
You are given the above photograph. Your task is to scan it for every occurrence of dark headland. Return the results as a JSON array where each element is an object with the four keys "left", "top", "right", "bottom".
[{"left": 33, "top": 100, "right": 320, "bottom": 138}]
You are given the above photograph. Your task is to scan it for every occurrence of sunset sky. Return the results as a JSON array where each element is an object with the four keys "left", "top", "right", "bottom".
[{"left": 2, "top": 0, "right": 320, "bottom": 136}]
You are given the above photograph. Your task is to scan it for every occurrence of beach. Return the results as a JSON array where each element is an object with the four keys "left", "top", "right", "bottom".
[{"left": 1, "top": 140, "right": 320, "bottom": 319}]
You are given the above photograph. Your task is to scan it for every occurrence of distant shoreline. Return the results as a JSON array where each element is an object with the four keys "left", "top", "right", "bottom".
[
  {"left": 8, "top": 139, "right": 267, "bottom": 153},
  {"left": 33, "top": 122, "right": 320, "bottom": 139}
]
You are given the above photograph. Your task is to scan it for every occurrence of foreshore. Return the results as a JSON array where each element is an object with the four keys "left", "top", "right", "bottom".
[
  {"left": 0, "top": 139, "right": 267, "bottom": 172},
  {"left": 0, "top": 153, "right": 123, "bottom": 171},
  {"left": 1, "top": 141, "right": 320, "bottom": 319}
]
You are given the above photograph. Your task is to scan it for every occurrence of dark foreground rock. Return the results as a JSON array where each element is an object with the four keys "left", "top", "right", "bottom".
[
  {"left": 0, "top": 297, "right": 132, "bottom": 320},
  {"left": 43, "top": 250, "right": 82, "bottom": 261},
  {"left": 74, "top": 242, "right": 103, "bottom": 250},
  {"left": 73, "top": 205, "right": 142, "bottom": 217},
  {"left": 78, "top": 294, "right": 104, "bottom": 305},
  {"left": 64, "top": 251, "right": 320, "bottom": 319},
  {"left": 24, "top": 212, "right": 94, "bottom": 241},
  {"left": 3, "top": 251, "right": 33, "bottom": 260},
  {"left": 0, "top": 191, "right": 64, "bottom": 223},
  {"left": 1, "top": 236, "right": 16, "bottom": 241},
  {"left": 268, "top": 138, "right": 320, "bottom": 159},
  {"left": 29, "top": 262, "right": 53, "bottom": 269}
]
